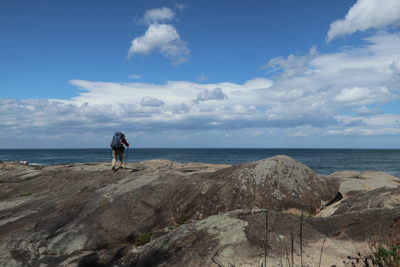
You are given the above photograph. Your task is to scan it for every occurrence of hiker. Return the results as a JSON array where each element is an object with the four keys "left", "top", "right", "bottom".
[{"left": 110, "top": 132, "right": 129, "bottom": 170}]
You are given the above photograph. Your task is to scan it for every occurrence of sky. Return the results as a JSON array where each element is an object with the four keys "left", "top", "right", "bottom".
[{"left": 1, "top": 0, "right": 400, "bottom": 149}]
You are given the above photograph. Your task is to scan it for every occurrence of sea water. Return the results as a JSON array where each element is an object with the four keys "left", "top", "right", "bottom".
[{"left": 0, "top": 148, "right": 399, "bottom": 178}]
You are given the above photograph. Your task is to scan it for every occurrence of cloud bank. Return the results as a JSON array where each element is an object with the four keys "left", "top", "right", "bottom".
[{"left": 2, "top": 32, "right": 399, "bottom": 146}]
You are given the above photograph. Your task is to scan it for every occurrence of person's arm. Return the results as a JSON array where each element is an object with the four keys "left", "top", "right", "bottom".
[{"left": 123, "top": 139, "right": 129, "bottom": 147}]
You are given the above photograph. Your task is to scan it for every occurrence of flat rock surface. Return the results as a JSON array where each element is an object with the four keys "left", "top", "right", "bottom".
[
  {"left": 330, "top": 171, "right": 400, "bottom": 196},
  {"left": 0, "top": 156, "right": 399, "bottom": 266},
  {"left": 315, "top": 171, "right": 400, "bottom": 218}
]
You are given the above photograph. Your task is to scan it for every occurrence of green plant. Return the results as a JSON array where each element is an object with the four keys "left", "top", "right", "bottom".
[
  {"left": 379, "top": 187, "right": 387, "bottom": 193},
  {"left": 345, "top": 219, "right": 400, "bottom": 267},
  {"left": 134, "top": 232, "right": 153, "bottom": 246},
  {"left": 370, "top": 245, "right": 400, "bottom": 266},
  {"left": 176, "top": 213, "right": 190, "bottom": 226},
  {"left": 346, "top": 246, "right": 400, "bottom": 266},
  {"left": 20, "top": 192, "right": 32, "bottom": 197},
  {"left": 263, "top": 206, "right": 279, "bottom": 212}
]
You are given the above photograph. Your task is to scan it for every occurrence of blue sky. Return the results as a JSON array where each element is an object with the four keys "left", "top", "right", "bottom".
[{"left": 1, "top": 0, "right": 400, "bottom": 148}]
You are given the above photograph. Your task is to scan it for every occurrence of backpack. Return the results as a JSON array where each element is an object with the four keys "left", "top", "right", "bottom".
[{"left": 111, "top": 132, "right": 125, "bottom": 150}]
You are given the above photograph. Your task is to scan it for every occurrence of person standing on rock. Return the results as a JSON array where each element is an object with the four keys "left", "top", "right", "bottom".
[{"left": 110, "top": 132, "right": 129, "bottom": 170}]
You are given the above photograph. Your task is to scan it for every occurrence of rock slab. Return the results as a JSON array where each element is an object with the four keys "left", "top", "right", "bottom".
[{"left": 0, "top": 156, "right": 398, "bottom": 266}]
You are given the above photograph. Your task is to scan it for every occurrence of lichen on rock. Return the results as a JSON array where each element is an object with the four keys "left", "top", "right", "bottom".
[{"left": 195, "top": 213, "right": 248, "bottom": 245}]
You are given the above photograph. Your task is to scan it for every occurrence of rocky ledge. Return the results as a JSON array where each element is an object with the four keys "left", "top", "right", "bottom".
[{"left": 0, "top": 156, "right": 399, "bottom": 267}]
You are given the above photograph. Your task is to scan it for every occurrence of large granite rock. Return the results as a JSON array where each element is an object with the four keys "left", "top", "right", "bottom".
[
  {"left": 202, "top": 155, "right": 340, "bottom": 216},
  {"left": 0, "top": 156, "right": 398, "bottom": 266}
]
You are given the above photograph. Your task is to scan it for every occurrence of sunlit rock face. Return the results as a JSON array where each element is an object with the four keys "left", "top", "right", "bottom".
[{"left": 193, "top": 155, "right": 340, "bottom": 217}]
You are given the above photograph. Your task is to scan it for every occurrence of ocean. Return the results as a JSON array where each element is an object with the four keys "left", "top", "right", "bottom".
[{"left": 0, "top": 148, "right": 399, "bottom": 178}]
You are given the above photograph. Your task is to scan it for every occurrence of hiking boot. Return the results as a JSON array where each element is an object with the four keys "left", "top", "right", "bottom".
[{"left": 112, "top": 166, "right": 115, "bottom": 170}]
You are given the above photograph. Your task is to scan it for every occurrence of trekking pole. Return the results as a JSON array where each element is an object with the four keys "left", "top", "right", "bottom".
[{"left": 125, "top": 147, "right": 129, "bottom": 168}]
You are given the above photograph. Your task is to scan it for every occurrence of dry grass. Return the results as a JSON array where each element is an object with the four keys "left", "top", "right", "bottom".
[{"left": 283, "top": 208, "right": 312, "bottom": 218}]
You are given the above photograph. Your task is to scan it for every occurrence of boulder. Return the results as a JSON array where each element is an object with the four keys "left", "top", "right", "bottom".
[{"left": 200, "top": 155, "right": 340, "bottom": 216}]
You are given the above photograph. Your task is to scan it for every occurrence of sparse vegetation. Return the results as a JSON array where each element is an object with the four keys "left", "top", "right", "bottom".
[
  {"left": 283, "top": 208, "right": 312, "bottom": 218},
  {"left": 369, "top": 245, "right": 400, "bottom": 266},
  {"left": 344, "top": 219, "right": 400, "bottom": 266},
  {"left": 176, "top": 212, "right": 190, "bottom": 226},
  {"left": 20, "top": 192, "right": 32, "bottom": 197},
  {"left": 134, "top": 232, "right": 153, "bottom": 246},
  {"left": 264, "top": 205, "right": 279, "bottom": 212},
  {"left": 344, "top": 246, "right": 400, "bottom": 266},
  {"left": 211, "top": 208, "right": 313, "bottom": 267}
]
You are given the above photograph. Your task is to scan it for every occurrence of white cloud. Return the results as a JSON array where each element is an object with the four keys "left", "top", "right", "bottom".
[
  {"left": 283, "top": 89, "right": 304, "bottom": 102},
  {"left": 337, "top": 114, "right": 400, "bottom": 127},
  {"left": 288, "top": 132, "right": 308, "bottom": 137},
  {"left": 390, "top": 56, "right": 400, "bottom": 79},
  {"left": 140, "top": 96, "right": 165, "bottom": 107},
  {"left": 355, "top": 106, "right": 383, "bottom": 116},
  {"left": 193, "top": 88, "right": 228, "bottom": 104},
  {"left": 137, "top": 7, "right": 175, "bottom": 25},
  {"left": 174, "top": 3, "right": 187, "bottom": 12},
  {"left": 196, "top": 74, "right": 209, "bottom": 83},
  {"left": 325, "top": 128, "right": 400, "bottom": 136},
  {"left": 173, "top": 103, "right": 190, "bottom": 114},
  {"left": 128, "top": 7, "right": 190, "bottom": 66},
  {"left": 326, "top": 0, "right": 400, "bottom": 42},
  {"left": 127, "top": 24, "right": 190, "bottom": 65},
  {"left": 262, "top": 46, "right": 318, "bottom": 79},
  {"left": 334, "top": 87, "right": 369, "bottom": 102},
  {"left": 333, "top": 87, "right": 394, "bottom": 106},
  {"left": 129, "top": 74, "right": 142, "bottom": 79}
]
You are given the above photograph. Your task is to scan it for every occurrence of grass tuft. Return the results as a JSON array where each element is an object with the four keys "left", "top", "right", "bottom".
[
  {"left": 176, "top": 212, "right": 190, "bottom": 226},
  {"left": 134, "top": 232, "right": 153, "bottom": 246}
]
